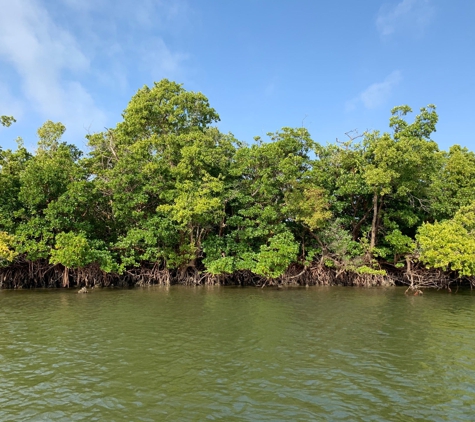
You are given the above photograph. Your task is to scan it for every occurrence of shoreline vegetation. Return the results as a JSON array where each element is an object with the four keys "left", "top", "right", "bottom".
[{"left": 1, "top": 80, "right": 475, "bottom": 292}]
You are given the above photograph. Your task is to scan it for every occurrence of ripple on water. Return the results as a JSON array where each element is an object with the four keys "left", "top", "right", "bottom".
[{"left": 0, "top": 287, "right": 475, "bottom": 421}]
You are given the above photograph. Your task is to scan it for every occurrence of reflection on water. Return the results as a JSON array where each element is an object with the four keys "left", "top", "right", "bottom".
[{"left": 1, "top": 286, "right": 474, "bottom": 421}]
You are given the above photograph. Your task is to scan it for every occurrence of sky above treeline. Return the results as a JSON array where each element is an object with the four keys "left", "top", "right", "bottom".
[{"left": 0, "top": 0, "right": 473, "bottom": 152}]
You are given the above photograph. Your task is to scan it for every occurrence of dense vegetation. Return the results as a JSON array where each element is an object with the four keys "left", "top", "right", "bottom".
[{"left": 1, "top": 80, "right": 475, "bottom": 290}]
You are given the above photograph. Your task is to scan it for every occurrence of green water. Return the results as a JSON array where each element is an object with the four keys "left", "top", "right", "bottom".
[{"left": 1, "top": 286, "right": 474, "bottom": 421}]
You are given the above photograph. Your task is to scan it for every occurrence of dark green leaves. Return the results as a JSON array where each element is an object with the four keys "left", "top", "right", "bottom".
[{"left": 0, "top": 87, "right": 470, "bottom": 283}]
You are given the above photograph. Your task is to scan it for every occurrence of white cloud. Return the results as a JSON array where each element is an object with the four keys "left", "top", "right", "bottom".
[
  {"left": 0, "top": 0, "right": 191, "bottom": 144},
  {"left": 0, "top": 0, "right": 106, "bottom": 141},
  {"left": 143, "top": 38, "right": 189, "bottom": 79},
  {"left": 376, "top": 0, "right": 434, "bottom": 36},
  {"left": 0, "top": 81, "right": 23, "bottom": 122},
  {"left": 346, "top": 71, "right": 402, "bottom": 111}
]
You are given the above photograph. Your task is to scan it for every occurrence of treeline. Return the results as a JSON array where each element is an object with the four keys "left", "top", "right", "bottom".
[{"left": 1, "top": 79, "right": 475, "bottom": 290}]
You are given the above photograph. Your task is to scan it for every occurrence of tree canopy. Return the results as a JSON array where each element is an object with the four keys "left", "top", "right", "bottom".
[{"left": 0, "top": 80, "right": 473, "bottom": 289}]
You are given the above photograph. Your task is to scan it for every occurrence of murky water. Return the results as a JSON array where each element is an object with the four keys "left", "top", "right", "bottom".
[{"left": 1, "top": 286, "right": 474, "bottom": 421}]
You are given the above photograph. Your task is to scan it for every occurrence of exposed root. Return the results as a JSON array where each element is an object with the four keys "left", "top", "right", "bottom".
[
  {"left": 403, "top": 263, "right": 454, "bottom": 293},
  {"left": 0, "top": 259, "right": 467, "bottom": 290}
]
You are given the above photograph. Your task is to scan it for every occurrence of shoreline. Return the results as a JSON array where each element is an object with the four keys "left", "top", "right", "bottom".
[{"left": 1, "top": 260, "right": 470, "bottom": 292}]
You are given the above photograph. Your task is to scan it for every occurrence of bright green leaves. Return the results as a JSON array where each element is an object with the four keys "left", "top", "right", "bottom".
[
  {"left": 307, "top": 105, "right": 440, "bottom": 265},
  {"left": 417, "top": 203, "right": 475, "bottom": 277},
  {"left": 202, "top": 127, "right": 316, "bottom": 278},
  {"left": 19, "top": 144, "right": 83, "bottom": 212},
  {"left": 18, "top": 121, "right": 82, "bottom": 215},
  {"left": 50, "top": 232, "right": 91, "bottom": 269},
  {"left": 285, "top": 187, "right": 331, "bottom": 231},
  {"left": 429, "top": 145, "right": 475, "bottom": 220},
  {"left": 384, "top": 229, "right": 415, "bottom": 264},
  {"left": 203, "top": 231, "right": 299, "bottom": 279},
  {"left": 0, "top": 146, "right": 31, "bottom": 232},
  {"left": 389, "top": 104, "right": 438, "bottom": 140},
  {"left": 37, "top": 121, "right": 66, "bottom": 153},
  {"left": 384, "top": 229, "right": 415, "bottom": 256},
  {"left": 83, "top": 81, "right": 233, "bottom": 272},
  {"left": 84, "top": 79, "right": 224, "bottom": 237},
  {"left": 362, "top": 106, "right": 439, "bottom": 251},
  {"left": 0, "top": 84, "right": 470, "bottom": 286},
  {"left": 3, "top": 120, "right": 98, "bottom": 266},
  {"left": 118, "top": 79, "right": 220, "bottom": 143},
  {"left": 363, "top": 106, "right": 439, "bottom": 200},
  {"left": 362, "top": 132, "right": 399, "bottom": 196},
  {"left": 253, "top": 231, "right": 299, "bottom": 279},
  {"left": 0, "top": 232, "right": 17, "bottom": 265},
  {"left": 50, "top": 232, "right": 119, "bottom": 272},
  {"left": 14, "top": 216, "right": 54, "bottom": 261},
  {"left": 158, "top": 177, "right": 224, "bottom": 228},
  {"left": 115, "top": 216, "right": 177, "bottom": 268}
]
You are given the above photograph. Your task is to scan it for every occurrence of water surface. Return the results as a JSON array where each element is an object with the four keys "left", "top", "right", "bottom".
[{"left": 1, "top": 286, "right": 474, "bottom": 421}]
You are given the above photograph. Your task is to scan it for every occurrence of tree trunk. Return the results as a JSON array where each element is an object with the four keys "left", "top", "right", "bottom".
[
  {"left": 370, "top": 192, "right": 378, "bottom": 250},
  {"left": 63, "top": 267, "right": 70, "bottom": 288}
]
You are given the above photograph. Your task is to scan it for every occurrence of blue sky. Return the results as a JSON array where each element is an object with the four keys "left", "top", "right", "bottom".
[{"left": 0, "top": 0, "right": 473, "bottom": 152}]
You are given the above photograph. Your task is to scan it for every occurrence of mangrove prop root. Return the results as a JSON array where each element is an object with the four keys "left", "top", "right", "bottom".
[{"left": 0, "top": 260, "right": 464, "bottom": 289}]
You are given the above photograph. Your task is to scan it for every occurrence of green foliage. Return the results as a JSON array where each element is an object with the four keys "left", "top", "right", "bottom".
[
  {"left": 1, "top": 115, "right": 16, "bottom": 127},
  {"left": 0, "top": 232, "right": 17, "bottom": 265},
  {"left": 0, "top": 83, "right": 470, "bottom": 286},
  {"left": 417, "top": 202, "right": 475, "bottom": 277},
  {"left": 0, "top": 145, "right": 31, "bottom": 232},
  {"left": 37, "top": 121, "right": 66, "bottom": 153},
  {"left": 204, "top": 231, "right": 299, "bottom": 279},
  {"left": 202, "top": 127, "right": 316, "bottom": 277},
  {"left": 50, "top": 232, "right": 91, "bottom": 268},
  {"left": 253, "top": 231, "right": 299, "bottom": 279},
  {"left": 50, "top": 232, "right": 119, "bottom": 272},
  {"left": 311, "top": 105, "right": 439, "bottom": 263},
  {"left": 384, "top": 229, "right": 415, "bottom": 257},
  {"left": 285, "top": 187, "right": 331, "bottom": 231},
  {"left": 428, "top": 145, "right": 475, "bottom": 220},
  {"left": 355, "top": 266, "right": 386, "bottom": 276},
  {"left": 118, "top": 79, "right": 220, "bottom": 140},
  {"left": 320, "top": 220, "right": 365, "bottom": 266},
  {"left": 362, "top": 105, "right": 439, "bottom": 248},
  {"left": 19, "top": 143, "right": 83, "bottom": 213}
]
